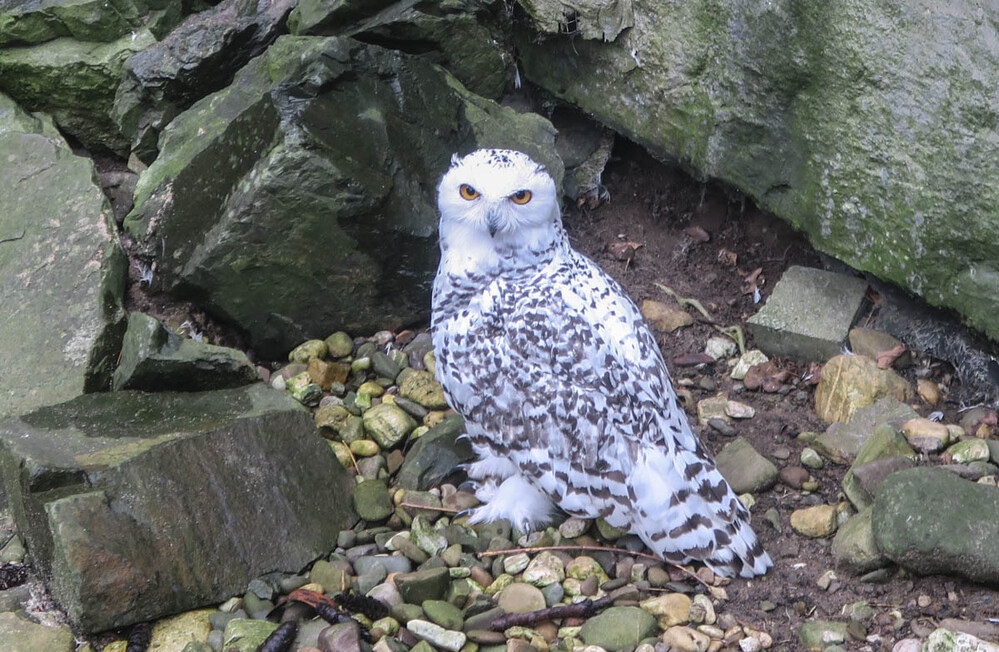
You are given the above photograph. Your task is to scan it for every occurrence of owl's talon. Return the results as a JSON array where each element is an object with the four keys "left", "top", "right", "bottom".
[{"left": 457, "top": 479, "right": 480, "bottom": 493}]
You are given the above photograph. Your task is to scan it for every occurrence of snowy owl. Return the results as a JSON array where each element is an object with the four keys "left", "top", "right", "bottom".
[{"left": 431, "top": 149, "right": 772, "bottom": 578}]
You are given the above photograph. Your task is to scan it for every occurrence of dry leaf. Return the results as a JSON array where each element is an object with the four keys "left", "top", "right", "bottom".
[
  {"left": 717, "top": 248, "right": 738, "bottom": 267},
  {"left": 741, "top": 267, "right": 764, "bottom": 296},
  {"left": 608, "top": 241, "right": 643, "bottom": 261},
  {"left": 744, "top": 360, "right": 789, "bottom": 392}
]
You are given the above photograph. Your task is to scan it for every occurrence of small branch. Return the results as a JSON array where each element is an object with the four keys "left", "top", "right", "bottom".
[
  {"left": 479, "top": 544, "right": 661, "bottom": 563},
  {"left": 656, "top": 282, "right": 746, "bottom": 355},
  {"left": 399, "top": 502, "right": 460, "bottom": 514},
  {"left": 490, "top": 595, "right": 614, "bottom": 630}
]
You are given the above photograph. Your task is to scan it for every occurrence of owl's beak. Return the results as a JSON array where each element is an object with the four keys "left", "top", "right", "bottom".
[{"left": 486, "top": 210, "right": 500, "bottom": 238}]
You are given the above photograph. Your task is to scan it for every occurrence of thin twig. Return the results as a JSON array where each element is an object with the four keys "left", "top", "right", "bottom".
[
  {"left": 479, "top": 544, "right": 661, "bottom": 563},
  {"left": 655, "top": 282, "right": 712, "bottom": 320},
  {"left": 490, "top": 595, "right": 614, "bottom": 630},
  {"left": 399, "top": 502, "right": 460, "bottom": 514},
  {"left": 713, "top": 324, "right": 747, "bottom": 355}
]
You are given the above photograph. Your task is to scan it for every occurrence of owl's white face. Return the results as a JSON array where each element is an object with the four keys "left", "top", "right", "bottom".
[{"left": 436, "top": 150, "right": 560, "bottom": 270}]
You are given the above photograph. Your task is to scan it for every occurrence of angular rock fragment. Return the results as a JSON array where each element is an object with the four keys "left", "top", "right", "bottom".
[
  {"left": 0, "top": 30, "right": 156, "bottom": 150},
  {"left": 841, "top": 423, "right": 917, "bottom": 511},
  {"left": 395, "top": 415, "right": 471, "bottom": 491},
  {"left": 813, "top": 397, "right": 918, "bottom": 464},
  {"left": 814, "top": 355, "right": 913, "bottom": 423},
  {"left": 112, "top": 0, "right": 297, "bottom": 161},
  {"left": 112, "top": 312, "right": 258, "bottom": 391},
  {"left": 831, "top": 507, "right": 889, "bottom": 574},
  {"left": 747, "top": 267, "right": 868, "bottom": 362},
  {"left": 715, "top": 437, "right": 778, "bottom": 494}
]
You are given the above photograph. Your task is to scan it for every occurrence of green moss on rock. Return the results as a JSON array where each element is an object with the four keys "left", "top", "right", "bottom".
[{"left": 516, "top": 0, "right": 999, "bottom": 342}]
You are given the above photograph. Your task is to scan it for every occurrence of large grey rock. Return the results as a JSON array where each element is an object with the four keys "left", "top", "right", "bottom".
[
  {"left": 747, "top": 267, "right": 869, "bottom": 362},
  {"left": 0, "top": 30, "right": 156, "bottom": 150},
  {"left": 0, "top": 93, "right": 127, "bottom": 418},
  {"left": 287, "top": 0, "right": 511, "bottom": 100},
  {"left": 873, "top": 467, "right": 999, "bottom": 586},
  {"left": 112, "top": 312, "right": 258, "bottom": 391},
  {"left": 515, "top": 1, "right": 999, "bottom": 344},
  {"left": 123, "top": 35, "right": 562, "bottom": 358},
  {"left": 0, "top": 383, "right": 356, "bottom": 632},
  {"left": 112, "top": 0, "right": 297, "bottom": 161}
]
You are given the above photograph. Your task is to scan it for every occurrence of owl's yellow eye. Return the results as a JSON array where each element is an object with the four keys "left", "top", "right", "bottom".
[
  {"left": 510, "top": 190, "right": 532, "bottom": 205},
  {"left": 459, "top": 184, "right": 480, "bottom": 200}
]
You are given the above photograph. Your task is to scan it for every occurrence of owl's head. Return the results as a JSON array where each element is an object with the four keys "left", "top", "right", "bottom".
[{"left": 437, "top": 149, "right": 560, "bottom": 253}]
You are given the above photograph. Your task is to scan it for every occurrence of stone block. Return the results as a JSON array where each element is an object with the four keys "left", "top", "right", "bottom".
[
  {"left": 747, "top": 266, "right": 868, "bottom": 362},
  {"left": 0, "top": 93, "right": 127, "bottom": 419},
  {"left": 0, "top": 383, "right": 355, "bottom": 632}
]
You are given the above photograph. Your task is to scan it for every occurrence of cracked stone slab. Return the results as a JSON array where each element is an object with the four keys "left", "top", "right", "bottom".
[
  {"left": 0, "top": 383, "right": 355, "bottom": 632},
  {"left": 748, "top": 266, "right": 869, "bottom": 362}
]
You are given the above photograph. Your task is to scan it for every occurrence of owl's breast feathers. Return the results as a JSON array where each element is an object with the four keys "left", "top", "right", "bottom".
[{"left": 433, "top": 246, "right": 689, "bottom": 458}]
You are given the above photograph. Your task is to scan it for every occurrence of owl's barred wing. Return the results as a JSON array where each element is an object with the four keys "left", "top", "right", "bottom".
[{"left": 473, "top": 253, "right": 771, "bottom": 577}]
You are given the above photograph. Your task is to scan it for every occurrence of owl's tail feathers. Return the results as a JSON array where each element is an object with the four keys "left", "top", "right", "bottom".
[{"left": 629, "top": 447, "right": 773, "bottom": 579}]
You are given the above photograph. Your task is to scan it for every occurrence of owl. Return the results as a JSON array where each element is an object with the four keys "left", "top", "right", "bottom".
[{"left": 430, "top": 149, "right": 772, "bottom": 578}]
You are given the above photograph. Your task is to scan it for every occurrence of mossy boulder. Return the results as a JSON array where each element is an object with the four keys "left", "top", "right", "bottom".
[
  {"left": 124, "top": 35, "right": 561, "bottom": 358},
  {"left": 0, "top": 0, "right": 175, "bottom": 47},
  {"left": 287, "top": 0, "right": 512, "bottom": 100},
  {"left": 111, "top": 0, "right": 297, "bottom": 161},
  {"left": 873, "top": 467, "right": 999, "bottom": 586},
  {"left": 0, "top": 30, "right": 156, "bottom": 150},
  {"left": 0, "top": 93, "right": 127, "bottom": 418},
  {"left": 516, "top": 0, "right": 999, "bottom": 344},
  {"left": 112, "top": 312, "right": 258, "bottom": 391}
]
